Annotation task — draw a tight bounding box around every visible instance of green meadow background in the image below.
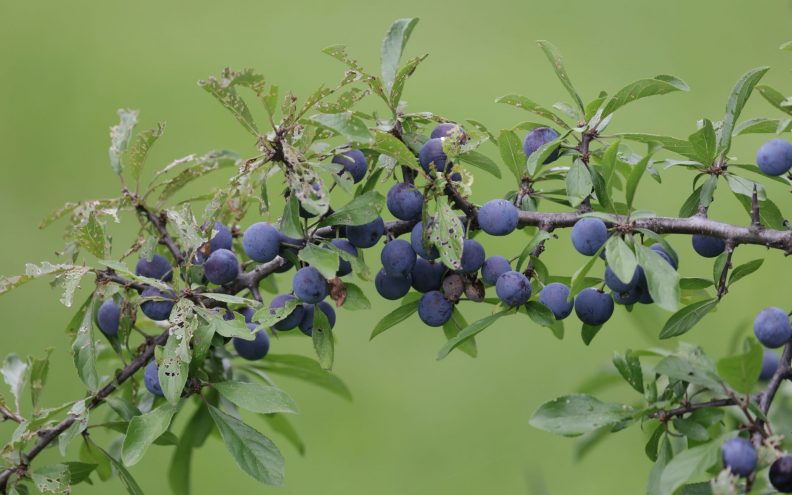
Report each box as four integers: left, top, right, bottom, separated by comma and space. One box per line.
2, 1, 792, 493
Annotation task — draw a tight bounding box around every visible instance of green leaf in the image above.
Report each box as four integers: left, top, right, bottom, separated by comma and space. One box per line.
65, 462, 97, 485
756, 84, 792, 116
605, 236, 637, 286
254, 354, 351, 400
724, 173, 766, 200
458, 150, 501, 178
318, 191, 384, 227
208, 405, 284, 486
717, 338, 763, 394
728, 258, 763, 286
109, 109, 138, 175
311, 305, 334, 370
309, 112, 374, 144
370, 299, 420, 340
698, 175, 718, 208
429, 201, 464, 271
340, 283, 371, 310
87, 438, 144, 495
122, 402, 178, 466
29, 348, 52, 412
581, 323, 604, 345
129, 122, 166, 182
380, 18, 419, 94
262, 414, 305, 455
31, 464, 70, 494
566, 158, 593, 208
497, 129, 525, 182
389, 54, 428, 108
613, 350, 644, 393
515, 230, 553, 272
679, 277, 714, 290
279, 195, 304, 239
213, 381, 298, 415
368, 131, 420, 170
688, 119, 717, 164
603, 75, 688, 117
296, 244, 339, 280
570, 247, 605, 298
635, 244, 679, 311
160, 300, 195, 404
659, 299, 718, 339
198, 68, 263, 136
659, 439, 722, 495
537, 40, 584, 112
437, 311, 510, 360
529, 394, 635, 437
626, 153, 652, 209
734, 193, 787, 230
525, 301, 556, 328
495, 94, 570, 129
616, 133, 698, 161
75, 211, 109, 259
71, 296, 99, 392
654, 348, 721, 390
169, 401, 214, 495
441, 310, 478, 357
716, 66, 770, 156
106, 397, 142, 422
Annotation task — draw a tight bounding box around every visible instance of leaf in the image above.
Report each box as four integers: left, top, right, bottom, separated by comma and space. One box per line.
688, 119, 717, 164
129, 122, 166, 182
603, 75, 689, 117
370, 299, 420, 340
340, 283, 371, 310
208, 405, 284, 486
437, 311, 510, 360
679, 277, 714, 290
87, 437, 144, 495
429, 201, 464, 271
262, 414, 305, 455
526, 130, 569, 176
458, 150, 501, 178
198, 68, 263, 135
318, 191, 384, 227
495, 94, 570, 129
29, 348, 52, 412
659, 299, 718, 339
309, 112, 374, 144
441, 310, 478, 357
75, 211, 109, 259
728, 258, 764, 286
635, 244, 679, 311
716, 66, 770, 156
537, 40, 584, 112
626, 153, 652, 209
389, 54, 428, 108
566, 158, 593, 208
717, 339, 763, 394
311, 305, 334, 370
616, 133, 699, 161
529, 394, 635, 437
71, 296, 98, 392
213, 381, 298, 415
613, 350, 644, 393
525, 301, 556, 328
254, 354, 351, 400
368, 130, 420, 170
380, 18, 419, 94
734, 193, 787, 230
31, 464, 71, 494
2, 354, 28, 412
515, 230, 553, 272
581, 323, 604, 345
570, 247, 604, 298
169, 401, 214, 495
65, 462, 97, 485
659, 439, 722, 495
497, 129, 525, 182
724, 173, 766, 200
605, 236, 637, 286
756, 84, 792, 116
122, 402, 178, 466
160, 300, 196, 404
296, 244, 339, 280
654, 349, 721, 390
109, 109, 138, 175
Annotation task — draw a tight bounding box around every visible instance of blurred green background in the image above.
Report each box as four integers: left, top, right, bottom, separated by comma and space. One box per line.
2, 0, 792, 493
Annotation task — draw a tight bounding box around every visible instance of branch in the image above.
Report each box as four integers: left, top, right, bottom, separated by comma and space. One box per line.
130, 198, 185, 265
649, 397, 739, 421
0, 330, 169, 492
